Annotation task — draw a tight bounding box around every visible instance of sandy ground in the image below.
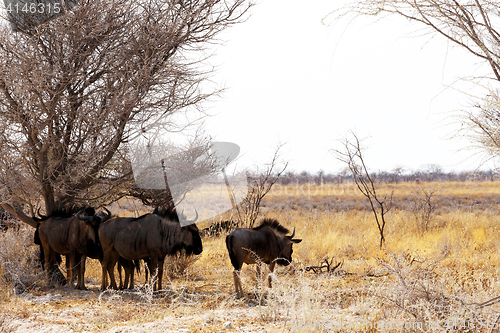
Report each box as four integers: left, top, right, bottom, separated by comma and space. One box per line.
0, 287, 285, 333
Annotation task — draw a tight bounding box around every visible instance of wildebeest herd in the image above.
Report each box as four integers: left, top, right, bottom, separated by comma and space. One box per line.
8, 206, 302, 297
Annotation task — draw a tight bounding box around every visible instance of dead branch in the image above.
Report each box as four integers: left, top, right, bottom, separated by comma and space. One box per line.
304, 257, 343, 274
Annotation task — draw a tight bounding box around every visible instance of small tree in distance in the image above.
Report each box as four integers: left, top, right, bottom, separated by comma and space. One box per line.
333, 132, 393, 248
236, 144, 288, 228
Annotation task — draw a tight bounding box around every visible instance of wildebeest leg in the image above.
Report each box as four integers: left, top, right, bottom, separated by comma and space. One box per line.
268, 262, 276, 288
144, 258, 151, 283
129, 261, 138, 289
122, 260, 133, 290
256, 264, 262, 289
117, 260, 124, 289
49, 253, 66, 287
122, 265, 129, 290
107, 252, 119, 290
72, 253, 83, 289
233, 269, 243, 298
101, 261, 108, 291
104, 268, 108, 289
66, 253, 74, 287
101, 250, 119, 290
77, 255, 87, 290
127, 266, 134, 290
42, 243, 56, 287
74, 253, 81, 289
100, 251, 110, 290
157, 258, 164, 291
107, 261, 118, 290
149, 256, 159, 291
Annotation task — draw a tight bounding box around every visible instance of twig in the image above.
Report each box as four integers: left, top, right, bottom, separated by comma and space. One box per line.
304, 257, 343, 274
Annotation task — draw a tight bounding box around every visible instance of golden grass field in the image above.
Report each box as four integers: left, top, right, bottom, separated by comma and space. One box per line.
1, 180, 500, 332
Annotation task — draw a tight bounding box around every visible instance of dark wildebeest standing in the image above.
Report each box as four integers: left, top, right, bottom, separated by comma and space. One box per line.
36, 207, 111, 289
99, 211, 202, 291
225, 218, 302, 298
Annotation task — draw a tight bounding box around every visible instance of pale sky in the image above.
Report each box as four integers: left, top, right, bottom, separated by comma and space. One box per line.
202, 0, 494, 174
1, 1, 491, 175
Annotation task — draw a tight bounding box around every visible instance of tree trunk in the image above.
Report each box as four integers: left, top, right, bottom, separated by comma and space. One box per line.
42, 183, 56, 216
1, 203, 37, 228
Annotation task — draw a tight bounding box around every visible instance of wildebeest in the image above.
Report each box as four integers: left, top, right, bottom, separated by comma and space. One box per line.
225, 218, 302, 298
99, 211, 202, 291
36, 207, 111, 289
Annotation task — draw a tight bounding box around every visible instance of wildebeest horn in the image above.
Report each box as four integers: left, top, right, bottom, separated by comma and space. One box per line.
76, 208, 93, 222
184, 209, 198, 224
37, 207, 47, 219
100, 207, 111, 221
289, 227, 295, 239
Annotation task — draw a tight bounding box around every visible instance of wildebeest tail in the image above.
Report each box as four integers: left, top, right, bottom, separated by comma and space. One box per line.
134, 260, 141, 274
225, 234, 239, 270
34, 224, 45, 270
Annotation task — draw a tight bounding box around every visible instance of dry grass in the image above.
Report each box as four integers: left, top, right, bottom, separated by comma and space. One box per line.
1, 181, 500, 332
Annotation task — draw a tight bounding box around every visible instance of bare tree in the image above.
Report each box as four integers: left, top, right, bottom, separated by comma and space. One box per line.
128, 133, 219, 210
335, 1, 500, 167
411, 185, 438, 233
333, 132, 392, 248
236, 144, 288, 228
0, 0, 251, 225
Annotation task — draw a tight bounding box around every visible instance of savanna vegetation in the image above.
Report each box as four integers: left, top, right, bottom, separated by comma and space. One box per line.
2, 0, 500, 332
1, 178, 500, 332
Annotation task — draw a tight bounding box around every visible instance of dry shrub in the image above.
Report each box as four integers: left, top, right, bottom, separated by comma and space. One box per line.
0, 314, 14, 333
410, 186, 438, 233
368, 250, 500, 332
242, 246, 500, 332
163, 251, 200, 279
260, 270, 332, 324
0, 225, 43, 296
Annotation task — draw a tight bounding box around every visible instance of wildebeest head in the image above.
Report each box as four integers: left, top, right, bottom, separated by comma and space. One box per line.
76, 207, 111, 226
75, 207, 109, 259
177, 209, 202, 255
275, 227, 302, 266
165, 209, 202, 255
179, 223, 203, 256
98, 207, 112, 223
75, 207, 102, 234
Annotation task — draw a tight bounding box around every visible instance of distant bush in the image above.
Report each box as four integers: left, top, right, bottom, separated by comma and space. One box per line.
277, 169, 498, 185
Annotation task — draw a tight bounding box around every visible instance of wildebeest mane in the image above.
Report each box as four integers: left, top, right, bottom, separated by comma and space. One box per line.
129, 209, 179, 222
253, 218, 290, 235
129, 213, 153, 221
34, 206, 95, 221
154, 206, 180, 222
